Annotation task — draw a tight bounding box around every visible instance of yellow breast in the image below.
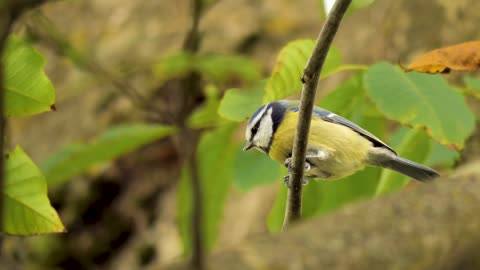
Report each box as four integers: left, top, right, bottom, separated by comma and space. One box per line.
269, 111, 371, 173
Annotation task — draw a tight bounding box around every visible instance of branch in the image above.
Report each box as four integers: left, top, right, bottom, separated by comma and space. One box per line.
179, 1, 205, 270
164, 160, 480, 270
283, 0, 352, 229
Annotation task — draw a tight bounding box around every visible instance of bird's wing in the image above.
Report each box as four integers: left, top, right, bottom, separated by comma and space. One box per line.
289, 104, 396, 154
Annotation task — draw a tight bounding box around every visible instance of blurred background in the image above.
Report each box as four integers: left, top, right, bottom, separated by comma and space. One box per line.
1, 0, 479, 269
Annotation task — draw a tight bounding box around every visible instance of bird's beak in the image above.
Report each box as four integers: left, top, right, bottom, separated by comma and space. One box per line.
243, 141, 254, 151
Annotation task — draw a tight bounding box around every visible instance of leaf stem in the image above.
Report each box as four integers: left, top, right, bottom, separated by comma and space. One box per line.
321, 64, 369, 79
283, 0, 352, 230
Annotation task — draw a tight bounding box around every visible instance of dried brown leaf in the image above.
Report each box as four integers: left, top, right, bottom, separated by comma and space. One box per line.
401, 41, 480, 74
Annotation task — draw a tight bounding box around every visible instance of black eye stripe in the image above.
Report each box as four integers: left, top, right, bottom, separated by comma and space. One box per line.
250, 104, 271, 139
251, 121, 260, 137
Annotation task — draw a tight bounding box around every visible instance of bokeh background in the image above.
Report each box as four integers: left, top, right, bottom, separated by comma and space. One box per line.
2, 0, 480, 269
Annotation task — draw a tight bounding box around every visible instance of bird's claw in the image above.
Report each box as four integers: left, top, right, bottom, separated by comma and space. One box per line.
283, 175, 309, 188
284, 157, 312, 172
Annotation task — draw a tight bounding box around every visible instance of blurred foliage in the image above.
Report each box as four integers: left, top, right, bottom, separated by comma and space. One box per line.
233, 144, 281, 191
464, 76, 480, 99
4, 146, 64, 235
1, 37, 174, 234
2, 3, 480, 268
218, 82, 265, 122
3, 33, 475, 249
2, 36, 55, 117
178, 125, 236, 256
40, 124, 176, 186
188, 85, 224, 128
154, 52, 261, 85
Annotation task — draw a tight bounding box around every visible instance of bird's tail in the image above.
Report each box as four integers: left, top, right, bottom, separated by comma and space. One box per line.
383, 156, 439, 182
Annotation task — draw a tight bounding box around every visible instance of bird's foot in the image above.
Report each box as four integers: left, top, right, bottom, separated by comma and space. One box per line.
283, 175, 309, 188
284, 157, 312, 173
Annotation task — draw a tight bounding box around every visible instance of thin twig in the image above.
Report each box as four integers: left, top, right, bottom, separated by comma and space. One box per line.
282, 0, 352, 230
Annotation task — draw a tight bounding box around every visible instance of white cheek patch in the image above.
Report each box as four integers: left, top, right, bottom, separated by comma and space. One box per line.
246, 103, 269, 141
254, 107, 273, 148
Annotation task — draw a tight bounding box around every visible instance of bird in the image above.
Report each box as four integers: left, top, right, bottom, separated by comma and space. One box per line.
243, 100, 439, 183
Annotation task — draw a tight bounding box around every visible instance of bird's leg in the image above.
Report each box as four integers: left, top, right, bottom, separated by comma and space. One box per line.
284, 148, 330, 172
283, 157, 312, 187
284, 157, 312, 173
283, 148, 332, 188
283, 175, 309, 187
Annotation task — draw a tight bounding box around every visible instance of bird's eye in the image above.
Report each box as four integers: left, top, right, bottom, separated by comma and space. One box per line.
252, 126, 258, 134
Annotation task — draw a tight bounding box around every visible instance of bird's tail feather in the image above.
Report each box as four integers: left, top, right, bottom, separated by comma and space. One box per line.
384, 156, 439, 182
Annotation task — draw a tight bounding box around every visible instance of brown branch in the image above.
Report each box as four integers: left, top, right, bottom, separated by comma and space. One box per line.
179, 0, 205, 270
283, 0, 352, 230
164, 160, 480, 270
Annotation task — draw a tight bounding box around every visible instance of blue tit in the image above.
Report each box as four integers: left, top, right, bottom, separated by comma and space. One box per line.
243, 100, 439, 182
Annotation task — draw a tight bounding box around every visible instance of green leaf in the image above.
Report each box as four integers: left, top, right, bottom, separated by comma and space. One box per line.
41, 124, 176, 186
218, 82, 265, 122
263, 39, 341, 102
195, 54, 260, 83
464, 76, 480, 90
425, 141, 459, 168
188, 85, 223, 128
306, 167, 382, 215
178, 125, 236, 255
375, 127, 431, 195
4, 146, 65, 235
320, 72, 382, 120
3, 35, 55, 117
319, 64, 369, 80
365, 62, 475, 150
154, 52, 260, 83
153, 52, 194, 81
233, 144, 281, 191
464, 76, 480, 99
351, 0, 375, 11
